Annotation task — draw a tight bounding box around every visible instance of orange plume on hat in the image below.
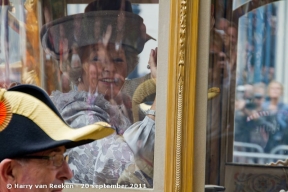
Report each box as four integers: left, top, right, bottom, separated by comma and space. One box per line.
0, 89, 12, 131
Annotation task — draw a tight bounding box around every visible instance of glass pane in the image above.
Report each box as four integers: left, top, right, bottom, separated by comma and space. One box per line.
233, 1, 288, 164
0, 0, 41, 87
1, 0, 158, 188
205, 0, 288, 189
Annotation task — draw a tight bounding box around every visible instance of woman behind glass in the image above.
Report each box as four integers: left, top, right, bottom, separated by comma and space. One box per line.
41, 0, 157, 187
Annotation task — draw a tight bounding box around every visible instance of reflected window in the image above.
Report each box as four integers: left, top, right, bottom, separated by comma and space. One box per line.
206, 0, 288, 190
233, 1, 288, 164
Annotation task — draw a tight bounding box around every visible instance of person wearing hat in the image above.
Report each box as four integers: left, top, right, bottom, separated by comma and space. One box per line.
41, 0, 156, 187
0, 84, 113, 192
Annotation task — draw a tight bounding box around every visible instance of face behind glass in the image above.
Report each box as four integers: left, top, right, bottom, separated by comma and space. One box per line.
83, 43, 128, 101
10, 146, 72, 192
225, 27, 237, 50
253, 88, 265, 107
269, 82, 282, 99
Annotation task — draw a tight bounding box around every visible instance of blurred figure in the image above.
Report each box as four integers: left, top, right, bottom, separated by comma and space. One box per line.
253, 83, 266, 111
225, 23, 237, 52
248, 83, 271, 150
235, 84, 254, 111
215, 18, 229, 31
209, 30, 230, 88
214, 18, 229, 40
234, 84, 255, 145
262, 80, 288, 152
206, 27, 231, 183
234, 83, 274, 163
224, 23, 238, 70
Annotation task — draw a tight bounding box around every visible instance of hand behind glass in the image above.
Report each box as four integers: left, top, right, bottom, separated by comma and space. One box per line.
148, 47, 157, 82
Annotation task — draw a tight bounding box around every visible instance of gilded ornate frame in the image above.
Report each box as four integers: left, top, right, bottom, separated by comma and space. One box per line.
58, 0, 211, 191
2, 0, 211, 190
165, 0, 210, 191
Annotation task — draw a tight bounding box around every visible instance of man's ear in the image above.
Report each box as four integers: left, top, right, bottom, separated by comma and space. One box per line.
0, 159, 17, 184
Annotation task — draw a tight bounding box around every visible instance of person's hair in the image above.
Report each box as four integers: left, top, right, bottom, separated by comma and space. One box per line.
253, 82, 266, 97
253, 82, 266, 91
267, 80, 283, 95
226, 22, 238, 32
210, 29, 224, 52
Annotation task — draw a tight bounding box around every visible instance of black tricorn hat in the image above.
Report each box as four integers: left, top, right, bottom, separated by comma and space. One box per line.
0, 84, 114, 161
41, 0, 155, 62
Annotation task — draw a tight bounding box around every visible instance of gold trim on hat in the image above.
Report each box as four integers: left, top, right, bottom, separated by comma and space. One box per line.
3, 90, 114, 141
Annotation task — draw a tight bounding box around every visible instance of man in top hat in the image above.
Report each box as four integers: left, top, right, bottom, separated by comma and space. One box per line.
0, 84, 114, 192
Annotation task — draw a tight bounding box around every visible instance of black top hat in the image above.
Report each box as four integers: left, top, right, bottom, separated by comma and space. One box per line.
41, 0, 154, 66
0, 84, 114, 161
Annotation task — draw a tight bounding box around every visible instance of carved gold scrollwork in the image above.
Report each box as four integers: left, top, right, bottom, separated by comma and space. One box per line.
175, 0, 187, 192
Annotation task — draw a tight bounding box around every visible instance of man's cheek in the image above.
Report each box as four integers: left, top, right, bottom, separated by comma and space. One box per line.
27, 171, 54, 187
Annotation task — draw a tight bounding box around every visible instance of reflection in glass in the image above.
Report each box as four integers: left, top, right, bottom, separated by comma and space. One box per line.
206, 0, 288, 190
0, 0, 41, 88
43, 0, 158, 187
233, 1, 288, 164
41, 0, 157, 188
0, 0, 158, 188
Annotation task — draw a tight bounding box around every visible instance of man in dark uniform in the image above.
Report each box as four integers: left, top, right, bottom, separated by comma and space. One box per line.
0, 84, 113, 192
